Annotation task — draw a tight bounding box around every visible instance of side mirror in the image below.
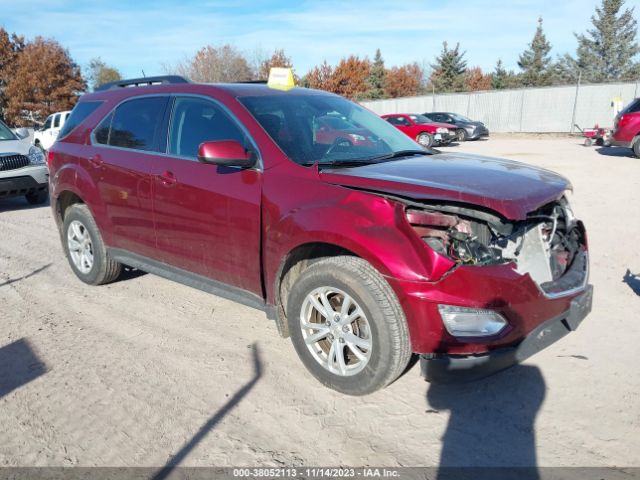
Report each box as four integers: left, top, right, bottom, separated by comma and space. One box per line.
197, 140, 255, 168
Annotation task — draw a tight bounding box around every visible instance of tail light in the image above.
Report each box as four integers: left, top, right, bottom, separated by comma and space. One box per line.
47, 150, 55, 169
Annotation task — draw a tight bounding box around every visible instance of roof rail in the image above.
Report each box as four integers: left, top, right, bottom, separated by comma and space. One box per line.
95, 75, 190, 91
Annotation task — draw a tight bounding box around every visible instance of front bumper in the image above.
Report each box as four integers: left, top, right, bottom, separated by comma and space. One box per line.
468, 128, 489, 140
0, 173, 49, 199
420, 284, 593, 383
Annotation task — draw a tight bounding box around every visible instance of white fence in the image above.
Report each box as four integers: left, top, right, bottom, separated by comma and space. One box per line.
361, 81, 640, 133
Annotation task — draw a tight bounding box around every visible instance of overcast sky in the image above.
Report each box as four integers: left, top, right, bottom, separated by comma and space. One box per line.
2, 0, 621, 78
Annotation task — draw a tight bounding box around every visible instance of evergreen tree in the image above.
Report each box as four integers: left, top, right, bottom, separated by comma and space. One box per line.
518, 17, 553, 86
573, 0, 640, 81
491, 59, 508, 89
366, 48, 386, 99
429, 42, 467, 92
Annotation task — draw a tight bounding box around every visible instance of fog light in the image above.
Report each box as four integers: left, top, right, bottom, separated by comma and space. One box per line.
438, 305, 507, 337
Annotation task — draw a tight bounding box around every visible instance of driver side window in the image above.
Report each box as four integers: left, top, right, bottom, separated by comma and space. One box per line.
169, 97, 246, 159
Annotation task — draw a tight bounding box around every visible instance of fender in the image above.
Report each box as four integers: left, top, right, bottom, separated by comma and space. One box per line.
263, 185, 454, 304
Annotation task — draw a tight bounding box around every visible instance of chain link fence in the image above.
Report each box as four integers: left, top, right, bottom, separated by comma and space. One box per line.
361, 81, 640, 133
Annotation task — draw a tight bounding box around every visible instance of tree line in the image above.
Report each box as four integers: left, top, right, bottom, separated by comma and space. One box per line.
0, 0, 638, 127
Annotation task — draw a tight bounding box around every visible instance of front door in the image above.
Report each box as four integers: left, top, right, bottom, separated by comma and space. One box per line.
151, 96, 262, 295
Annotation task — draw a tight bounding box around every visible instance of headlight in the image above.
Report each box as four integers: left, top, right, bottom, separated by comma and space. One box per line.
438, 305, 508, 337
28, 145, 46, 164
436, 127, 448, 134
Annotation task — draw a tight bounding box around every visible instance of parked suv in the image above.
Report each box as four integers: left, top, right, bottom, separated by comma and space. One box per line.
48, 76, 592, 395
612, 98, 640, 157
0, 118, 48, 204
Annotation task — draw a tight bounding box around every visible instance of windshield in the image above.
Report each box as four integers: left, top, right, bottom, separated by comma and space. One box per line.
409, 114, 433, 124
449, 113, 472, 122
239, 93, 427, 165
0, 120, 17, 141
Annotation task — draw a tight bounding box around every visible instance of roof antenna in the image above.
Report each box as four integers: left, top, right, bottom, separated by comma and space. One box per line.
141, 69, 146, 78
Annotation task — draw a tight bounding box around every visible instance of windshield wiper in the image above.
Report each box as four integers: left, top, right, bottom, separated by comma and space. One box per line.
303, 158, 381, 169
360, 149, 430, 163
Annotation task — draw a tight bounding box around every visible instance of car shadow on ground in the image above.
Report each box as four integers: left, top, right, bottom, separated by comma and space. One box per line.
426, 365, 545, 480
152, 344, 263, 480
0, 338, 47, 399
595, 146, 636, 158
0, 196, 50, 212
0, 263, 52, 287
623, 269, 640, 296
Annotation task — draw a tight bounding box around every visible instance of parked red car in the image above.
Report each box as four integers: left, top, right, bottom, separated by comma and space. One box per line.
315, 115, 374, 147
382, 113, 457, 147
612, 98, 640, 157
48, 76, 592, 395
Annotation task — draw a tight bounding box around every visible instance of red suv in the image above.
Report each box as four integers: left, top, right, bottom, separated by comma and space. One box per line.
612, 98, 640, 157
48, 76, 592, 395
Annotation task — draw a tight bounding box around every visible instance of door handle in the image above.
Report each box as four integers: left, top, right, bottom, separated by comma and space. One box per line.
88, 154, 103, 167
158, 170, 177, 187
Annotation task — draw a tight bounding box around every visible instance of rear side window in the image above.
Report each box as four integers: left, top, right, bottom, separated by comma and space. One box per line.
53, 114, 61, 128
95, 96, 169, 152
58, 101, 103, 139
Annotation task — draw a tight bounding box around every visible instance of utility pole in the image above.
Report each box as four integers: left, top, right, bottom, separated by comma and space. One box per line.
570, 70, 582, 134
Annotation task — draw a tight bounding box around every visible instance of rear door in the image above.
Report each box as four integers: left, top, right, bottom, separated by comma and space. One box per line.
151, 95, 262, 295
91, 95, 170, 257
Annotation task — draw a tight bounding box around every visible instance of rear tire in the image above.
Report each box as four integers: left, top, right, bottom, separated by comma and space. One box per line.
25, 189, 48, 205
62, 204, 122, 285
286, 256, 411, 395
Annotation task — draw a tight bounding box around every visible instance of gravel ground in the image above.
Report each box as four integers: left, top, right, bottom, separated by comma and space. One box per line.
0, 137, 639, 469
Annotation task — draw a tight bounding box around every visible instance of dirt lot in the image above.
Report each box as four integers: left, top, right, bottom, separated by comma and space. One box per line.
1, 137, 639, 468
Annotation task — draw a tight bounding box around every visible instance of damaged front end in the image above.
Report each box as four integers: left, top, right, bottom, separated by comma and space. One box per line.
405, 196, 588, 296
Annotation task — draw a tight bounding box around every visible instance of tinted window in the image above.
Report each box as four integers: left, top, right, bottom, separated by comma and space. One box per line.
53, 114, 61, 128
169, 97, 245, 159
386, 116, 409, 126
94, 112, 113, 145
108, 97, 168, 151
42, 116, 53, 131
59, 101, 103, 139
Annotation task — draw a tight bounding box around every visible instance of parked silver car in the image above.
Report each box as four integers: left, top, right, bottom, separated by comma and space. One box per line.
0, 119, 48, 204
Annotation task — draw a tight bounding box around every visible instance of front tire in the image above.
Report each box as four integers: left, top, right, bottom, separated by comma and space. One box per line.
62, 204, 122, 285
633, 136, 640, 158
286, 256, 411, 395
455, 128, 467, 141
416, 132, 434, 148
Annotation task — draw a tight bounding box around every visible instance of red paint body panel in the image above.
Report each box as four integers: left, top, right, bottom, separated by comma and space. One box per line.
49, 83, 589, 357
612, 99, 640, 145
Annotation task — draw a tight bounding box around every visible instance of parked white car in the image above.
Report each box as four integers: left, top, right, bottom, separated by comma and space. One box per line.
33, 110, 70, 151
0, 118, 48, 204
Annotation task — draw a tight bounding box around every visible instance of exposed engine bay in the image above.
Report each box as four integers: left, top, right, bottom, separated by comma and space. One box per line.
403, 196, 586, 287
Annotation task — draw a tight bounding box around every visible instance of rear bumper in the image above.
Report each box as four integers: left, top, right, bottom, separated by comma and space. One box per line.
420, 284, 593, 383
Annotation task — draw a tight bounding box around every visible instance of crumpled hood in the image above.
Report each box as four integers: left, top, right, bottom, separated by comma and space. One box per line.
0, 139, 31, 156
320, 152, 570, 220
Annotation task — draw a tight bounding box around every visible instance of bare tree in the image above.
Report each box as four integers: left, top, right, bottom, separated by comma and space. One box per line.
167, 44, 253, 83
